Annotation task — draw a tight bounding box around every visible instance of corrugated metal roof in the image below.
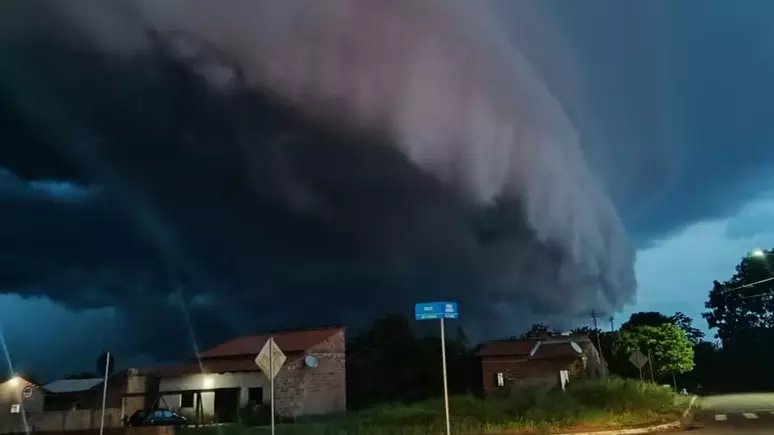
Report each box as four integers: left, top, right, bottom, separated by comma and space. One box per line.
531, 342, 584, 359
477, 335, 592, 358
151, 358, 268, 377
43, 378, 103, 393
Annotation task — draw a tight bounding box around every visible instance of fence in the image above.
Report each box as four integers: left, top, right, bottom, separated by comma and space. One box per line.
0, 409, 123, 433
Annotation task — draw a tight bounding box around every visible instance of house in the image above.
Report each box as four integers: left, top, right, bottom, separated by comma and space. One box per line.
0, 376, 44, 415
477, 334, 605, 395
124, 325, 346, 422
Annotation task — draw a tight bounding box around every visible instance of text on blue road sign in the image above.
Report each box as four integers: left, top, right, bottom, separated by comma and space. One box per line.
415, 302, 459, 320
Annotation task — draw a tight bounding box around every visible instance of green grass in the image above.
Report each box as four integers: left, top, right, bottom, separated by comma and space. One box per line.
178, 378, 686, 435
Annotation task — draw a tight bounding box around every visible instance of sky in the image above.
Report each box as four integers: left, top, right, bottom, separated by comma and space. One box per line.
2, 0, 774, 380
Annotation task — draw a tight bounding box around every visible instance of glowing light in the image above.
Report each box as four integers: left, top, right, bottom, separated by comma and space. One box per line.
202, 376, 214, 389
8, 377, 19, 387
751, 249, 766, 258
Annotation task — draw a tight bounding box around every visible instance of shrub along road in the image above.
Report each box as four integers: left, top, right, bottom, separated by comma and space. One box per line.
181, 378, 688, 435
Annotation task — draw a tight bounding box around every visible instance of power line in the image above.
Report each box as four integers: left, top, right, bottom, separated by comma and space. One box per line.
720, 276, 774, 294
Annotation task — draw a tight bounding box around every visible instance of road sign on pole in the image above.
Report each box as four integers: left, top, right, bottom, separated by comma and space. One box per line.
255, 338, 286, 435
415, 302, 459, 435
628, 350, 648, 381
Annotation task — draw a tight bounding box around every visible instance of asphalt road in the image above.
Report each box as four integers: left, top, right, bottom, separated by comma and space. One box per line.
684, 393, 774, 434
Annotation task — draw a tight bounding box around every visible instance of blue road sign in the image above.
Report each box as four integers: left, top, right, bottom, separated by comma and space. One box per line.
415, 302, 459, 320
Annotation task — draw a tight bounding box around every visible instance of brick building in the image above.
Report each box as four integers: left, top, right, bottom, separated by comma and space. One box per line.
123, 325, 346, 422
477, 335, 605, 395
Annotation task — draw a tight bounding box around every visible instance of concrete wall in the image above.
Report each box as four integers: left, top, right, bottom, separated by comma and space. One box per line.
0, 378, 44, 416
1, 425, 172, 435
0, 408, 123, 433
158, 372, 267, 419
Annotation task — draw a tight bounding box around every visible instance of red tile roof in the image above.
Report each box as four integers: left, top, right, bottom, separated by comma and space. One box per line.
130, 326, 345, 378
197, 325, 344, 358
476, 339, 539, 357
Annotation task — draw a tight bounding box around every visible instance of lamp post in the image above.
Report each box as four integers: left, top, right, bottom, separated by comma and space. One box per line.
750, 249, 773, 274
723, 249, 774, 298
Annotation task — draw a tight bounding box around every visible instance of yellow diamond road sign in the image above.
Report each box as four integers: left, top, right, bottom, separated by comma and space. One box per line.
255, 337, 286, 380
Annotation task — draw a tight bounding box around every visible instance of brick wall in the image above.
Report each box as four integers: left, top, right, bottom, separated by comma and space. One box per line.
481, 356, 578, 395
274, 329, 346, 417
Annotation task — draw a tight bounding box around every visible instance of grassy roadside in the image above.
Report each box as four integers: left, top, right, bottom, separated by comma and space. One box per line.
179, 378, 688, 435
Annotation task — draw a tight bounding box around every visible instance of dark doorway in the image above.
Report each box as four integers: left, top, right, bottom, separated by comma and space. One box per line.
213, 388, 240, 422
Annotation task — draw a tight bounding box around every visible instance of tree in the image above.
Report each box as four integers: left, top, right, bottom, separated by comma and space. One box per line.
669, 312, 704, 344
702, 250, 774, 391
622, 312, 671, 330
346, 313, 477, 408
66, 372, 99, 380
96, 352, 115, 376
569, 326, 597, 335
519, 323, 558, 339
622, 311, 704, 344
703, 250, 774, 346
614, 323, 694, 379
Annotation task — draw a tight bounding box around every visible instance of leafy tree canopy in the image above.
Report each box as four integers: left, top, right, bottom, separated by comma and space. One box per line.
614, 323, 695, 378
703, 248, 774, 347
519, 323, 558, 339
622, 311, 704, 344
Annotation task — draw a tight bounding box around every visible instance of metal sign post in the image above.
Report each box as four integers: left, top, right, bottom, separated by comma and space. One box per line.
98, 351, 111, 435
255, 337, 286, 435
270, 339, 274, 435
415, 302, 459, 435
647, 347, 656, 383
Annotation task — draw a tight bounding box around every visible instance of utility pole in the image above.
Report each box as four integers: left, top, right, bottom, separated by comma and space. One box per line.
591, 309, 606, 377
609, 316, 615, 332
647, 346, 656, 383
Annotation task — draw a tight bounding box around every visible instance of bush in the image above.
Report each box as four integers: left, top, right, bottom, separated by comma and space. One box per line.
566, 377, 677, 413
181, 379, 682, 435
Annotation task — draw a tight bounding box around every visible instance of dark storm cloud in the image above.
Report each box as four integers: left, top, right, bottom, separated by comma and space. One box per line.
0, 0, 639, 362
501, 0, 774, 245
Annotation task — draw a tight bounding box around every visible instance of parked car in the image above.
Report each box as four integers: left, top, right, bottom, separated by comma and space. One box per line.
126, 409, 187, 427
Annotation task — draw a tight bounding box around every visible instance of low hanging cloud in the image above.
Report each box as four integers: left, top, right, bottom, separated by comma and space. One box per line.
0, 0, 637, 361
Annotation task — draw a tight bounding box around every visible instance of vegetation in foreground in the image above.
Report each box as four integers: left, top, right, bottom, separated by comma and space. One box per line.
179, 378, 687, 435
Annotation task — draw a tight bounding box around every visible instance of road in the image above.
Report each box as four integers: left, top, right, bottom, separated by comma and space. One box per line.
684, 393, 774, 434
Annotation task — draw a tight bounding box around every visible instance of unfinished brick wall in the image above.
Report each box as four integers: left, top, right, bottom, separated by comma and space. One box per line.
480, 356, 579, 395
274, 329, 346, 417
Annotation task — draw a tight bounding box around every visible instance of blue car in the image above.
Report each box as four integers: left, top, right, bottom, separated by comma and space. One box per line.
127, 409, 187, 427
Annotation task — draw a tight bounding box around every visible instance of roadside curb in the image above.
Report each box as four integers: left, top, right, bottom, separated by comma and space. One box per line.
553, 396, 697, 435
683, 395, 698, 418
553, 421, 681, 435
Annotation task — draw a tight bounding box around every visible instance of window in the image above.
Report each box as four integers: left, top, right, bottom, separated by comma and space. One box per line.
248, 387, 263, 403
152, 410, 165, 418
181, 392, 194, 408
496, 372, 505, 387
163, 410, 174, 418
